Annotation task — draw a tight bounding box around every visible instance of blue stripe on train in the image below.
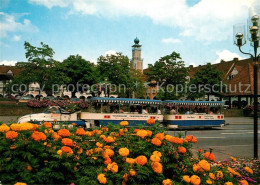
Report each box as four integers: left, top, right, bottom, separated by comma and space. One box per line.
98, 120, 150, 127
168, 120, 224, 127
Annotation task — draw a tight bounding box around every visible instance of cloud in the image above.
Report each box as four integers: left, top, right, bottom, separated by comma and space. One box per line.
162, 38, 182, 44
105, 50, 117, 56
27, 0, 256, 42
0, 60, 18, 66
13, 35, 21, 41
0, 12, 38, 39
213, 50, 244, 64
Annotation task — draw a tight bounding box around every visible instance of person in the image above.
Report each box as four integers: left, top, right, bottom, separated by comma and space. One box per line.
185, 110, 190, 114
157, 109, 161, 114
170, 108, 176, 115
142, 108, 148, 114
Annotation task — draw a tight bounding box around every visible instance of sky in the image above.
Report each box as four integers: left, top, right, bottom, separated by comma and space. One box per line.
0, 0, 259, 68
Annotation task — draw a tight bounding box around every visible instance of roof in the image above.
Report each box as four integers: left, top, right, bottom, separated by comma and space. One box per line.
90, 97, 162, 104
164, 100, 224, 106
0, 65, 23, 77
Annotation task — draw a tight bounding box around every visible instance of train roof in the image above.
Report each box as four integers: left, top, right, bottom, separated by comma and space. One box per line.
89, 97, 162, 105
164, 100, 225, 106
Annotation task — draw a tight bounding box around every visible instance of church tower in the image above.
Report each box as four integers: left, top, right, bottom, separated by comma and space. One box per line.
131, 37, 143, 73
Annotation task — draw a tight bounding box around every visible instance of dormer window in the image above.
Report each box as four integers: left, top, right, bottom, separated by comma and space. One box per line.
227, 67, 238, 80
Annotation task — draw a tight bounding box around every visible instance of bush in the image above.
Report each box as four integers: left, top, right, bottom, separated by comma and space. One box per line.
27, 100, 88, 110
0, 122, 259, 185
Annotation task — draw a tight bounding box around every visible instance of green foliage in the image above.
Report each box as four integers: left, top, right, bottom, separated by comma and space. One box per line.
146, 52, 188, 100
188, 63, 225, 100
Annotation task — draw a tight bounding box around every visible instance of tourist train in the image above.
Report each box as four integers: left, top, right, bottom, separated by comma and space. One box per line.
18, 97, 225, 129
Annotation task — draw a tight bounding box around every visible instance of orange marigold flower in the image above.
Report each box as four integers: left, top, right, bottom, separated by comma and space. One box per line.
43, 122, 52, 128
136, 155, 147, 166
97, 173, 107, 184
185, 135, 198, 143
120, 121, 129, 126
150, 154, 160, 162
203, 152, 216, 161
0, 124, 10, 132
151, 137, 162, 146
96, 142, 103, 148
104, 157, 112, 165
101, 127, 109, 131
151, 162, 163, 173
209, 173, 216, 180
86, 149, 93, 156
129, 169, 136, 176
244, 167, 253, 174
190, 175, 201, 185
10, 145, 17, 150
239, 180, 248, 185
61, 138, 74, 146
52, 132, 60, 140
216, 171, 223, 179
58, 129, 71, 137
14, 182, 27, 185
27, 164, 32, 171
93, 129, 103, 135
6, 131, 18, 140
119, 147, 129, 157
57, 150, 62, 156
76, 128, 86, 136
10, 123, 21, 131
153, 151, 162, 157
177, 146, 187, 154
61, 146, 73, 154
198, 149, 203, 153
206, 178, 213, 184
155, 133, 165, 141
104, 149, 114, 157
136, 129, 148, 139
31, 131, 46, 141
86, 131, 94, 136
146, 130, 152, 137
183, 175, 191, 183
169, 137, 184, 144
147, 118, 156, 125
230, 156, 236, 162
123, 173, 129, 182
224, 182, 233, 185
107, 162, 118, 173
126, 158, 136, 165
162, 179, 172, 185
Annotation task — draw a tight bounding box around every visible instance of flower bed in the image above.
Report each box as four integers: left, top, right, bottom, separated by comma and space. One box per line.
0, 121, 259, 185
27, 100, 88, 110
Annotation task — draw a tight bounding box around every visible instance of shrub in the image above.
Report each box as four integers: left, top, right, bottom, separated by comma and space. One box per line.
0, 122, 259, 184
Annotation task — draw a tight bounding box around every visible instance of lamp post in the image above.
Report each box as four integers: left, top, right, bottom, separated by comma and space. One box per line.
234, 12, 259, 159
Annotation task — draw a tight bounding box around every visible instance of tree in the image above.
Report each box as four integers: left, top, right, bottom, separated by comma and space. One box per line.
61, 55, 99, 97
188, 63, 225, 100
15, 42, 68, 96
145, 52, 188, 100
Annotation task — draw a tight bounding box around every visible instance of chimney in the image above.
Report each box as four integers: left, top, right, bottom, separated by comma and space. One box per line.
189, 65, 193, 68
233, 58, 238, 62
220, 59, 225, 63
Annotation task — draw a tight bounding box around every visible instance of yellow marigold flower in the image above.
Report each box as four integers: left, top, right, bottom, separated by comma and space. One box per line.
216, 171, 223, 179
92, 157, 97, 160
162, 179, 172, 185
10, 124, 21, 131
183, 175, 191, 183
224, 182, 233, 185
120, 121, 129, 126
206, 178, 213, 184
239, 180, 249, 185
153, 151, 162, 157
136, 129, 148, 139
230, 156, 236, 162
209, 173, 216, 180
244, 167, 253, 174
86, 131, 94, 136
97, 173, 107, 184
14, 182, 27, 185
126, 158, 136, 165
20, 122, 34, 131
107, 162, 118, 173
119, 147, 129, 157
0, 124, 10, 132
5, 131, 18, 140
190, 175, 201, 185
57, 150, 62, 156
150, 154, 160, 162
151, 162, 163, 173
103, 136, 115, 143
146, 130, 152, 137
129, 169, 136, 176
96, 142, 103, 148
136, 155, 147, 166
198, 160, 210, 172
151, 137, 162, 146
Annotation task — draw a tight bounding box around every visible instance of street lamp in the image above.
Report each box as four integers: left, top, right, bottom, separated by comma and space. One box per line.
234, 7, 259, 159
